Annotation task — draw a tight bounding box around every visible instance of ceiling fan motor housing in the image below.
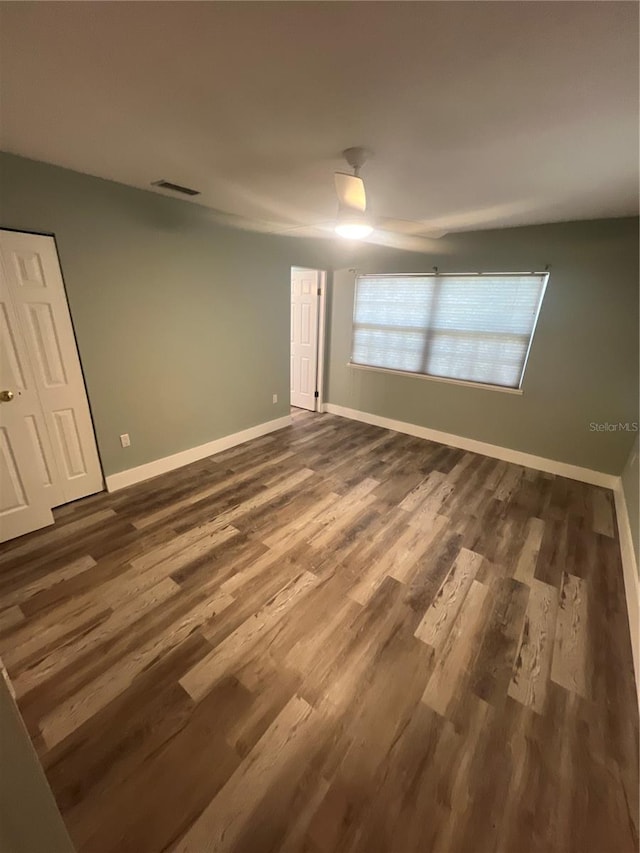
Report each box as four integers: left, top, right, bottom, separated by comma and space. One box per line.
342, 147, 372, 175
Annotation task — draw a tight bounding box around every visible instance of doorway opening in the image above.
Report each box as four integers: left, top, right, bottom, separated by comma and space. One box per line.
290, 267, 326, 413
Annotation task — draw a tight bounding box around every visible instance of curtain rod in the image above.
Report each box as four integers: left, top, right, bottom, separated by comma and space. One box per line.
352, 268, 551, 277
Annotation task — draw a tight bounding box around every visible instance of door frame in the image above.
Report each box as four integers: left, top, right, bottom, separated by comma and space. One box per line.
0, 226, 106, 498
290, 266, 327, 412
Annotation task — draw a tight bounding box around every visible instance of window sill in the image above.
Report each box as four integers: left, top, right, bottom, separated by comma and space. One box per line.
347, 362, 524, 395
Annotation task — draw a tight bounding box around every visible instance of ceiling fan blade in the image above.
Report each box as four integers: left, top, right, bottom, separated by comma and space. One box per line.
334, 172, 367, 212
368, 227, 452, 253
377, 217, 448, 240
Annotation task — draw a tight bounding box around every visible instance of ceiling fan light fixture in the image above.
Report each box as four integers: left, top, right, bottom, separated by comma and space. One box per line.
335, 222, 374, 240
334, 208, 373, 240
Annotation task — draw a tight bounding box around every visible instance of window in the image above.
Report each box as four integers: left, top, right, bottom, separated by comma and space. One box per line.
350, 272, 548, 390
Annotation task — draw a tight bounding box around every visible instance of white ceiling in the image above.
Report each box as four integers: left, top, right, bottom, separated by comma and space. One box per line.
1, 1, 638, 243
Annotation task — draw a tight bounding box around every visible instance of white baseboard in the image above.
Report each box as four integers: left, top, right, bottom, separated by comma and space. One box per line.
105, 415, 293, 492
324, 403, 618, 488
614, 485, 640, 696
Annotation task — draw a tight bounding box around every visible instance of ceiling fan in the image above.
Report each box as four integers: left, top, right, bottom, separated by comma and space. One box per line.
334, 147, 374, 239
332, 147, 447, 245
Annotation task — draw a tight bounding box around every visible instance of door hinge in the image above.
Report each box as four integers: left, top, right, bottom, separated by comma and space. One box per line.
317, 288, 321, 296
314, 390, 319, 398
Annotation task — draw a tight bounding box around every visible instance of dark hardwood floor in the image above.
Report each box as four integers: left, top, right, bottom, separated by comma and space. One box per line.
0, 409, 637, 852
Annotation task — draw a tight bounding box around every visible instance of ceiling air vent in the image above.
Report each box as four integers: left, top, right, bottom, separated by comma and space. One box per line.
151, 179, 200, 196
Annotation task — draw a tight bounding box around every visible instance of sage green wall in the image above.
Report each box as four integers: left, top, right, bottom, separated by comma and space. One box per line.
326, 218, 639, 474
621, 437, 639, 571
1, 153, 637, 479
0, 153, 329, 477
0, 673, 75, 853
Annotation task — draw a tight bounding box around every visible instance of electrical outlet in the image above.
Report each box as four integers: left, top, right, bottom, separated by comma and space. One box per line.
120, 433, 131, 448
272, 393, 278, 404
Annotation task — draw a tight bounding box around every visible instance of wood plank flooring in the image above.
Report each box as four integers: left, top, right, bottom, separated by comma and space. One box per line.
0, 409, 637, 853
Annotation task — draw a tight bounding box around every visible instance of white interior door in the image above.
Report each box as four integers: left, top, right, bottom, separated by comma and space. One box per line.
0, 230, 103, 542
290, 268, 319, 411
0, 258, 54, 542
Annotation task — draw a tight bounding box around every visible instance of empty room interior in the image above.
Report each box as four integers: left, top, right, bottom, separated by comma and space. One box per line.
0, 2, 639, 852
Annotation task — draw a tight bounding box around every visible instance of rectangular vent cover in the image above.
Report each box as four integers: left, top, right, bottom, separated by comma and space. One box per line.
151, 180, 200, 196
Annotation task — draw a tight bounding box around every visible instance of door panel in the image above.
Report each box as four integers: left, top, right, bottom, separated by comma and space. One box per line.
25, 302, 68, 386
300, 303, 311, 344
300, 357, 311, 396
0, 231, 103, 507
0, 428, 28, 512
25, 414, 55, 489
52, 409, 87, 478
11, 247, 47, 288
290, 268, 319, 411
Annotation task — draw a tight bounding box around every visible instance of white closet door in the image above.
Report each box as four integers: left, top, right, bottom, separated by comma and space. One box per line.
0, 230, 103, 511
290, 268, 319, 411
0, 257, 54, 542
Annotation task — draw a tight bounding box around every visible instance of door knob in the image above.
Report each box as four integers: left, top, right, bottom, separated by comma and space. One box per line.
0, 390, 14, 402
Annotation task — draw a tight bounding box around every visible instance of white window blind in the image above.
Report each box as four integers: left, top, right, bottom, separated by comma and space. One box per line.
351, 272, 548, 389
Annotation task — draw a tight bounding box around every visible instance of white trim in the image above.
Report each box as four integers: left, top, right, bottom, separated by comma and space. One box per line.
614, 483, 640, 698
347, 362, 524, 395
105, 416, 292, 492
316, 271, 328, 411
324, 403, 618, 488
